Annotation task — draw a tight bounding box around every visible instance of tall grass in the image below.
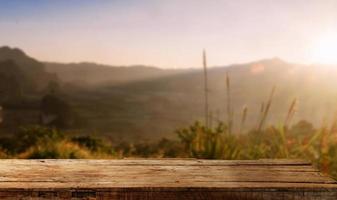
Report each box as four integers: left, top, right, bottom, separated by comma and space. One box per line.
256, 86, 276, 132
284, 98, 297, 128
176, 122, 239, 159
239, 105, 248, 134
175, 119, 337, 178
174, 71, 337, 178
202, 50, 209, 128
0, 122, 336, 178
225, 72, 234, 134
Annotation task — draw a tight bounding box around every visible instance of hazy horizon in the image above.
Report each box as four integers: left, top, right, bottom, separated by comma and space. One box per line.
1, 0, 337, 68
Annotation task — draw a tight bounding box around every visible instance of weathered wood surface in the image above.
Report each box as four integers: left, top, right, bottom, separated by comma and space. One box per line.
0, 159, 335, 199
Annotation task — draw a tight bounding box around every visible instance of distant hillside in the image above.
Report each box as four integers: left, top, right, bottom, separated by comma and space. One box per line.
64, 58, 337, 139
0, 46, 57, 92
1, 46, 337, 140
44, 62, 185, 86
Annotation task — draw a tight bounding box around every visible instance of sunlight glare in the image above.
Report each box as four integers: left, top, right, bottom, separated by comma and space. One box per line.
311, 33, 337, 65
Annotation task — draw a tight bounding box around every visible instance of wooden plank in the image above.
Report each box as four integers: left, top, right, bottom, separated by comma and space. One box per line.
0, 158, 312, 166
0, 159, 334, 199
0, 167, 332, 184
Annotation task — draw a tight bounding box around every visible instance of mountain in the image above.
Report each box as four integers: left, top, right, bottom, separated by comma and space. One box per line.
44, 62, 185, 86
1, 46, 337, 140
0, 60, 27, 101
64, 58, 337, 140
0, 46, 57, 92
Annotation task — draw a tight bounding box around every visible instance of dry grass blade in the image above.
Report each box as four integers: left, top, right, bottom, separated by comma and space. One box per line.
203, 49, 209, 128
209, 111, 213, 129
256, 102, 264, 130
284, 98, 297, 127
239, 105, 248, 134
329, 109, 337, 134
257, 86, 276, 132
226, 72, 233, 134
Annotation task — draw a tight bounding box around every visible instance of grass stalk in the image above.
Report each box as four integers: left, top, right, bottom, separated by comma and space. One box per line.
257, 86, 276, 132
203, 49, 209, 128
239, 105, 248, 134
284, 98, 297, 128
226, 72, 233, 134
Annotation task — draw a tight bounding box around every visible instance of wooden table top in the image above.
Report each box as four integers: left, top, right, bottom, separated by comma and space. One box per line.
0, 159, 335, 199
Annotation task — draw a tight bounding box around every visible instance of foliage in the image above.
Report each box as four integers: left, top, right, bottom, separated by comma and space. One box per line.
0, 126, 113, 159
0, 126, 64, 155
177, 121, 239, 159
0, 122, 336, 179
19, 140, 92, 159
175, 120, 337, 179
71, 136, 114, 154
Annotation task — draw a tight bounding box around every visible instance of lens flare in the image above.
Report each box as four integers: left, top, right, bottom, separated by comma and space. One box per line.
311, 33, 337, 65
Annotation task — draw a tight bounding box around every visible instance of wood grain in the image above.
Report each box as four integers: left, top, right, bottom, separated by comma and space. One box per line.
0, 159, 335, 199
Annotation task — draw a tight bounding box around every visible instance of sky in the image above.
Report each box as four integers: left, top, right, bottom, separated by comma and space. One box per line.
1, 0, 337, 68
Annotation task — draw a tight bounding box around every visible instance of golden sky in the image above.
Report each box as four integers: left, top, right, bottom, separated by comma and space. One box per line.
1, 0, 337, 68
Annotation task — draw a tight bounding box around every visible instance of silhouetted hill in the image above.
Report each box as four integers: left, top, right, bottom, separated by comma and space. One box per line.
0, 46, 43, 74
0, 60, 27, 101
0, 46, 57, 92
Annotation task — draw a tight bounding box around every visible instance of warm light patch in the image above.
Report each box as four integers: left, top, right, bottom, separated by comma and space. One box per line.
311, 33, 337, 65
250, 63, 265, 74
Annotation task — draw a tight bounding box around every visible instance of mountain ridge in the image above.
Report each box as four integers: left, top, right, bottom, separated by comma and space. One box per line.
1, 46, 337, 140
0, 46, 57, 94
